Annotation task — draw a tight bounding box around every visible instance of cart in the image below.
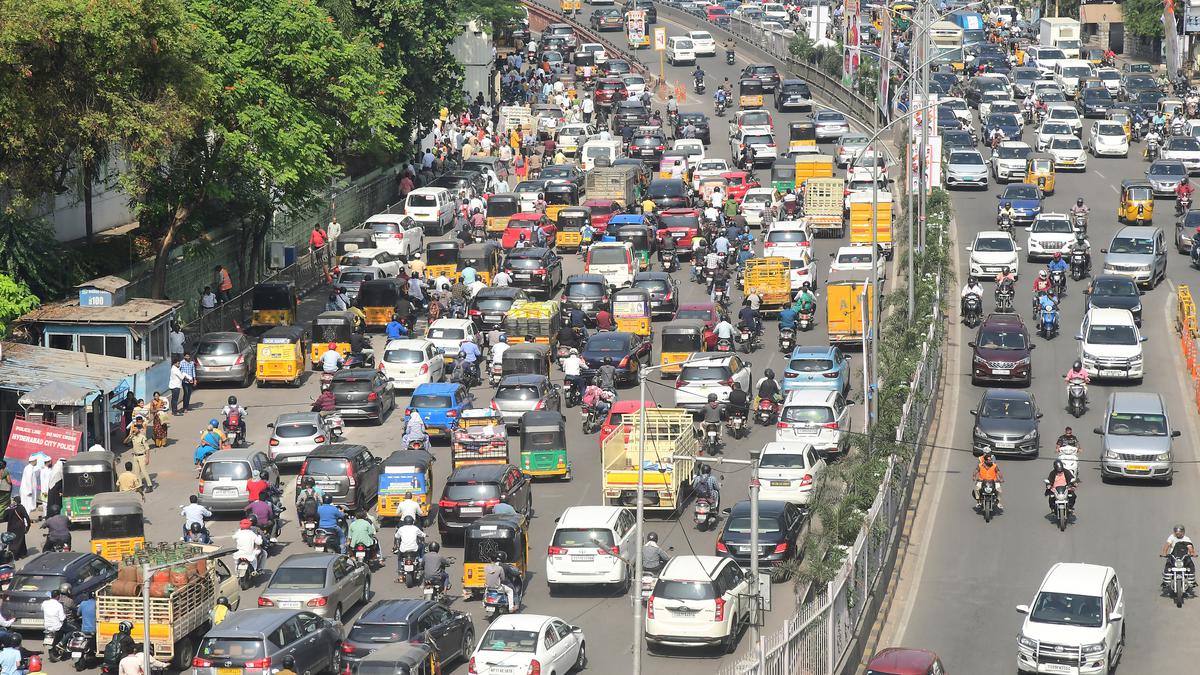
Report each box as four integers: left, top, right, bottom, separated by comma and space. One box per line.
451, 408, 511, 468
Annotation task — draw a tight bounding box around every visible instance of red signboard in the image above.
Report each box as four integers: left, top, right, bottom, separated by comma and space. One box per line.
4, 419, 81, 487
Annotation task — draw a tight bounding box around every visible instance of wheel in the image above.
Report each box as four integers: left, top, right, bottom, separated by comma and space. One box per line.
1058, 509, 1067, 532
722, 620, 740, 654
362, 575, 371, 605
172, 639, 193, 671
1176, 579, 1185, 608
983, 500, 993, 523
460, 628, 475, 664
238, 574, 249, 591
326, 647, 342, 675
333, 604, 343, 623
573, 641, 588, 671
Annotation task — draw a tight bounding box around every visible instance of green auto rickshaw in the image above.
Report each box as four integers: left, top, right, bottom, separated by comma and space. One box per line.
519, 411, 570, 479
61, 451, 116, 524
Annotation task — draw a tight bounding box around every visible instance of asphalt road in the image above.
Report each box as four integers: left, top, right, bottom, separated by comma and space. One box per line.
892, 87, 1200, 670
16, 4, 881, 675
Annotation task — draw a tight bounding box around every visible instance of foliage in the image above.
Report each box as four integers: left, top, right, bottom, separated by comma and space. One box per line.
0, 209, 72, 299
1125, 0, 1168, 38
0, 273, 40, 336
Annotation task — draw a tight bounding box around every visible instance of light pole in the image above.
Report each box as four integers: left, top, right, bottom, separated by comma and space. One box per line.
631, 362, 667, 675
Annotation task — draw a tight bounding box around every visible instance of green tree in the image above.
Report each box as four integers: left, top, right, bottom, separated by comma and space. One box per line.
0, 273, 40, 336
1125, 0, 1168, 38
0, 210, 73, 299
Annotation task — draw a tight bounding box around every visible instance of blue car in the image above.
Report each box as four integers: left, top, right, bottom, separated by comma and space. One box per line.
982, 113, 1021, 142
996, 183, 1042, 225
406, 383, 473, 436
781, 346, 851, 395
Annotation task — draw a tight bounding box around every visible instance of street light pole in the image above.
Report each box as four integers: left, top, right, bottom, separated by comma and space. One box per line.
632, 363, 666, 675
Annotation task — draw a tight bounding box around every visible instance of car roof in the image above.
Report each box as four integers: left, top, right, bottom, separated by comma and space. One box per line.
486, 614, 555, 632
308, 444, 367, 459
498, 374, 549, 386
357, 599, 430, 624
759, 440, 814, 455
788, 345, 836, 358
867, 648, 939, 672
332, 368, 378, 381
682, 353, 735, 367
729, 499, 789, 517
276, 552, 339, 569
975, 230, 1014, 239
610, 400, 653, 413
383, 338, 435, 349
1041, 562, 1113, 596
274, 412, 321, 425
448, 464, 512, 481
661, 555, 728, 580
412, 383, 461, 396
557, 505, 625, 527
207, 608, 298, 635
199, 332, 244, 342
783, 389, 839, 405
1108, 391, 1164, 414
430, 318, 473, 328
205, 448, 262, 462
1085, 307, 1136, 325
17, 552, 94, 575
1115, 225, 1159, 238
476, 287, 524, 299
981, 312, 1027, 330
981, 387, 1033, 402
634, 271, 671, 281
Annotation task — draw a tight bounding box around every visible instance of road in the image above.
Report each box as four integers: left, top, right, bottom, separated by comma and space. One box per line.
889, 86, 1200, 671
16, 3, 881, 675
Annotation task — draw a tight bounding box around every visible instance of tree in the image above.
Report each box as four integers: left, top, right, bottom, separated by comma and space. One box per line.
0, 273, 41, 336
1125, 0, 1168, 38
0, 210, 72, 299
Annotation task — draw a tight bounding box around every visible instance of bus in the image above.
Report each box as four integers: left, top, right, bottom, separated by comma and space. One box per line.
930, 21, 965, 71
948, 9, 986, 46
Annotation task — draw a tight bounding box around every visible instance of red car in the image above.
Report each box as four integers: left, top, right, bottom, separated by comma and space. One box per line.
582, 198, 623, 233
674, 302, 722, 331
721, 171, 761, 202
501, 213, 556, 249
593, 77, 628, 106
864, 648, 944, 675
599, 399, 657, 440
655, 208, 701, 251
704, 5, 730, 23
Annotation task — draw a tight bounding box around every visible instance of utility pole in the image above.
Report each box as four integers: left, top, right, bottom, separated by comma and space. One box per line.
632, 363, 666, 675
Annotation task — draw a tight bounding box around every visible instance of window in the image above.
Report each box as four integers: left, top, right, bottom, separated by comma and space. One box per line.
149, 322, 168, 361
553, 621, 573, 640
47, 333, 73, 351
543, 626, 560, 649
79, 335, 104, 357
105, 336, 128, 359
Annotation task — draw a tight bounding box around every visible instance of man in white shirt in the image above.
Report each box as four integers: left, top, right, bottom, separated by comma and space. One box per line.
561, 348, 586, 395
467, 279, 487, 297
492, 270, 512, 287
42, 590, 67, 651
713, 318, 735, 340
168, 324, 186, 359
119, 649, 169, 675
319, 344, 345, 373
233, 520, 264, 571
180, 495, 212, 536
396, 493, 423, 523
582, 95, 594, 123
468, 194, 485, 214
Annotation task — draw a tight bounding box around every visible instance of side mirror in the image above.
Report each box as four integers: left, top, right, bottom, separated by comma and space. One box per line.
1029, 344, 1037, 349
1016, 604, 1030, 615
1109, 612, 1123, 622
1036, 412, 1044, 419
1141, 336, 1148, 342
266, 423, 275, 429
969, 410, 978, 416
1101, 248, 1108, 254
1172, 430, 1182, 438
1093, 427, 1104, 434
1074, 334, 1083, 340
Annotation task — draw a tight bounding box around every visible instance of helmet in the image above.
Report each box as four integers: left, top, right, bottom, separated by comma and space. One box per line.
240, 518, 252, 529
1002, 267, 1010, 274
247, 514, 258, 526
429, 542, 440, 553
982, 452, 994, 462
118, 621, 133, 634
1053, 459, 1064, 471
228, 395, 237, 405
320, 383, 331, 392
1038, 270, 1048, 279
190, 522, 203, 534
1076, 197, 1084, 206
764, 368, 775, 379
1075, 231, 1085, 241
209, 419, 220, 428
707, 393, 718, 402
303, 476, 315, 488
569, 348, 578, 356
603, 356, 613, 365
1175, 524, 1187, 535
328, 342, 337, 350
646, 532, 659, 543
322, 494, 333, 504
1053, 251, 1062, 259
59, 582, 72, 595
403, 516, 416, 526
499, 334, 508, 343
801, 282, 811, 290
217, 596, 230, 607
494, 551, 508, 563
1073, 360, 1082, 370
282, 656, 296, 670
0, 532, 15, 545
259, 470, 269, 480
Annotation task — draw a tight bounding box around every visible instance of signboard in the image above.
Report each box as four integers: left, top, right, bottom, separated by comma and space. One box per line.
627, 9, 646, 46
3, 419, 82, 490
78, 288, 114, 307
910, 136, 943, 191
654, 27, 667, 51
910, 94, 939, 139
1186, 5, 1200, 33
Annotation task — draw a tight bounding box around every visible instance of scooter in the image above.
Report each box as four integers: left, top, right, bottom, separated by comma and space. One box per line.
564, 378, 582, 408
778, 327, 795, 352
715, 97, 727, 117
1069, 250, 1088, 281
997, 212, 1013, 233
797, 303, 816, 331
489, 361, 504, 386
68, 630, 96, 671
662, 249, 678, 272
1071, 211, 1087, 234
1178, 192, 1192, 216
694, 78, 706, 95
1049, 268, 1067, 296
483, 585, 520, 619
755, 398, 779, 426
1057, 444, 1080, 476
726, 410, 748, 439
236, 552, 263, 590
693, 498, 717, 531
735, 324, 758, 353
1039, 305, 1059, 338
581, 401, 604, 434
702, 422, 721, 455
962, 294, 982, 327
726, 50, 735, 66
715, 337, 734, 353
1067, 377, 1087, 418
312, 527, 339, 552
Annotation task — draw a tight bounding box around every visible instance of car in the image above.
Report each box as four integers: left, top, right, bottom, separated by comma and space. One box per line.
491, 374, 561, 426
1163, 136, 1200, 174
938, 97, 972, 126
562, 273, 610, 322
343, 599, 475, 669
198, 448, 280, 512
718, 505, 806, 582
1086, 274, 1143, 326
832, 132, 870, 168
989, 100, 1023, 120
469, 287, 528, 331
692, 157, 731, 189
775, 79, 813, 112
329, 368, 395, 424
1121, 73, 1159, 99
503, 247, 563, 299
775, 389, 853, 457
828, 246, 883, 277
1077, 307, 1144, 381
379, 338, 445, 389
1048, 135, 1087, 170
258, 552, 370, 620
1035, 120, 1075, 151
621, 73, 647, 99
333, 266, 387, 302
707, 4, 732, 23
501, 213, 555, 250
935, 111, 966, 136
4, 553, 118, 629
1179, 208, 1200, 254
996, 184, 1042, 226
941, 130, 976, 157
1096, 66, 1122, 94
1129, 89, 1161, 117
470, 614, 586, 675
582, 197, 625, 232
194, 331, 257, 386
546, 505, 637, 591
626, 0, 656, 23
1144, 158, 1188, 197
267, 412, 340, 465
644, 555, 752, 651
944, 150, 990, 189
969, 312, 1034, 386
731, 109, 773, 138
655, 208, 701, 250
593, 77, 628, 105
781, 345, 851, 395
674, 353, 753, 411
513, 179, 548, 211
628, 128, 667, 160
969, 388, 1041, 457
755, 441, 827, 505
978, 91, 1014, 120
632, 271, 680, 317
740, 63, 780, 88
425, 318, 479, 361
990, 141, 1032, 183
721, 170, 760, 201
729, 129, 777, 167
577, 42, 608, 64
542, 22, 576, 49
784, 253, 817, 291
740, 188, 777, 228
1025, 213, 1075, 262
194, 609, 342, 675
437, 464, 532, 535
983, 112, 1022, 143
1077, 88, 1114, 117
1088, 120, 1129, 157
297, 444, 382, 509
602, 58, 632, 77
687, 29, 716, 55
813, 109, 850, 141
407, 382, 472, 436
866, 648, 946, 675
613, 99, 651, 130
1101, 225, 1168, 287
763, 221, 811, 259
580, 331, 652, 385
1015, 563, 1125, 673
967, 230, 1021, 280
555, 123, 593, 156
674, 302, 721, 330
1045, 105, 1083, 136
538, 163, 584, 192
1010, 67, 1041, 96
675, 111, 711, 144
361, 213, 425, 256
589, 7, 623, 30
337, 248, 404, 278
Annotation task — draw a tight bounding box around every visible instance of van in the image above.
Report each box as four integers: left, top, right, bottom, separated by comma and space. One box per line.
1052, 59, 1094, 96
581, 139, 622, 171
404, 187, 456, 235
1076, 308, 1144, 381
545, 506, 637, 591
776, 390, 853, 458
1095, 391, 1179, 483
1015, 563, 1125, 673
666, 36, 696, 65
585, 241, 635, 287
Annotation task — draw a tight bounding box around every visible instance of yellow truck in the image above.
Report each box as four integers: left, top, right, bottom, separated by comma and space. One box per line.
792, 154, 835, 184
742, 257, 793, 315
803, 177, 846, 237
847, 191, 895, 258
601, 408, 697, 513
825, 274, 875, 344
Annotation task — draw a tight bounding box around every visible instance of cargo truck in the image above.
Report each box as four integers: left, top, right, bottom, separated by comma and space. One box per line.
585, 165, 640, 207
742, 257, 793, 315
601, 408, 697, 513
825, 274, 875, 344
803, 177, 846, 237
846, 191, 894, 258
1039, 17, 1080, 58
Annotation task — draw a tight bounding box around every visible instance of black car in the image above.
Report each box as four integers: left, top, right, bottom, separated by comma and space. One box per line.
5, 553, 117, 628
645, 178, 689, 210
590, 8, 624, 31
675, 112, 711, 144
624, 0, 656, 23
429, 172, 485, 199
539, 163, 585, 192
603, 59, 632, 77
1077, 89, 1114, 117
344, 599, 475, 668
963, 77, 1008, 107
941, 129, 976, 156
469, 287, 529, 331
437, 464, 532, 536
715, 500, 804, 577
632, 271, 679, 317
613, 100, 650, 131
1086, 275, 1144, 326
580, 331, 652, 385
930, 71, 957, 91
562, 273, 610, 321
1131, 90, 1160, 117
300, 444, 384, 511
503, 247, 562, 299
740, 63, 781, 88
775, 79, 813, 112
329, 368, 396, 424
1121, 74, 1160, 101
970, 389, 1042, 457
628, 129, 667, 160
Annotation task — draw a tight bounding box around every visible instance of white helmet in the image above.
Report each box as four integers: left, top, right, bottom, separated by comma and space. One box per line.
569, 348, 579, 356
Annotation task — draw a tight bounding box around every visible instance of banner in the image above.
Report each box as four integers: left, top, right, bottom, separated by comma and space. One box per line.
3, 418, 82, 488
909, 136, 943, 191
627, 10, 646, 46
879, 9, 892, 121
844, 0, 861, 86
1165, 0, 1182, 78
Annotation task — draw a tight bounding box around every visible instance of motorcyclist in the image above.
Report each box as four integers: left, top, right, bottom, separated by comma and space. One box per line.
737, 303, 762, 337
319, 342, 344, 373
693, 464, 721, 509
1070, 197, 1089, 224
211, 596, 231, 625
642, 532, 671, 576
1032, 270, 1052, 296
961, 277, 983, 314
1047, 251, 1068, 275
658, 229, 678, 261
246, 470, 271, 504
666, 95, 678, 118
972, 452, 1004, 509
1177, 178, 1195, 206
233, 518, 265, 574
296, 477, 324, 524
1145, 128, 1163, 157
581, 383, 613, 418
794, 283, 817, 313
701, 393, 723, 441
41, 590, 68, 658
1044, 459, 1077, 513
78, 591, 97, 639
316, 495, 347, 553
714, 87, 729, 109
422, 541, 453, 592
395, 491, 422, 525
713, 317, 735, 343
692, 66, 705, 89
997, 201, 1015, 225
394, 516, 426, 579
1162, 524, 1198, 588
1063, 361, 1091, 402
1055, 425, 1081, 451
724, 39, 735, 61
1068, 231, 1091, 271
727, 381, 750, 422
311, 385, 336, 415
386, 314, 408, 341
184, 521, 211, 544
562, 348, 586, 397
994, 266, 1016, 287
483, 551, 521, 613
778, 305, 798, 331
244, 495, 275, 539
181, 493, 213, 536
41, 511, 71, 551
1038, 289, 1059, 316
348, 511, 380, 561
597, 357, 618, 391
756, 369, 781, 403
103, 621, 137, 666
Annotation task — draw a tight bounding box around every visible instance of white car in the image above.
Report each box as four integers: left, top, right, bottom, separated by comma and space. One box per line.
1088, 121, 1128, 157
1025, 213, 1075, 261
514, 180, 545, 212
555, 123, 594, 156
830, 246, 885, 276
672, 138, 705, 162
1078, 307, 1144, 380
760, 2, 789, 21
944, 149, 990, 189
991, 141, 1032, 183
425, 318, 477, 361
578, 42, 608, 64
756, 441, 828, 505
1161, 136, 1200, 174
687, 30, 716, 56
1096, 66, 1122, 94
1036, 121, 1076, 151
379, 338, 445, 389
763, 221, 811, 259
361, 214, 425, 259
1047, 135, 1087, 171
978, 91, 1013, 120
691, 158, 731, 190
967, 230, 1021, 280
761, 21, 796, 38
470, 615, 586, 675
621, 73, 647, 98
939, 97, 973, 126
1045, 104, 1083, 136
644, 555, 753, 651
776, 390, 853, 457
834, 133, 871, 168
741, 188, 777, 227
546, 506, 635, 590
731, 109, 774, 138
1015, 563, 1125, 675
337, 248, 404, 277
786, 252, 817, 291
730, 129, 777, 166
673, 353, 753, 411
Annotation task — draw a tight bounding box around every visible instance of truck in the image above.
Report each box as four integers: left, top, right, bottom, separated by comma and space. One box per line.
947, 9, 986, 46
803, 177, 846, 236
585, 164, 640, 207
825, 274, 875, 344
1039, 17, 1081, 58
601, 408, 697, 513
499, 105, 532, 134
742, 257, 793, 315
846, 191, 895, 258
96, 547, 241, 669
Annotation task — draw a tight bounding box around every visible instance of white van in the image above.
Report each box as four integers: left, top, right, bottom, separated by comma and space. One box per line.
1015, 563, 1125, 674
666, 36, 696, 65
580, 139, 622, 171
584, 241, 634, 287
403, 187, 456, 235
545, 506, 637, 591
1052, 59, 1094, 96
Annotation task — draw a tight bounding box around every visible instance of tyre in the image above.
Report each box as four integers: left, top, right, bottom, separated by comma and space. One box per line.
983, 500, 993, 523
333, 604, 343, 623
460, 628, 475, 664
362, 575, 371, 605
1175, 578, 1185, 608
574, 641, 588, 671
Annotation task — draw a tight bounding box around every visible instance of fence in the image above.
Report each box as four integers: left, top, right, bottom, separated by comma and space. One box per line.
1174, 285, 1200, 413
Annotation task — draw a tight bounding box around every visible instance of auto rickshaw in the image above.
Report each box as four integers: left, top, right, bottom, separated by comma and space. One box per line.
1107, 109, 1132, 139
90, 492, 145, 561
1118, 179, 1154, 223
555, 206, 590, 252
354, 643, 440, 675
771, 155, 798, 192
486, 193, 522, 236
335, 229, 377, 265
611, 286, 652, 336
309, 310, 359, 367
739, 78, 765, 109
504, 300, 562, 346
250, 281, 298, 330
1160, 96, 1185, 123
555, 72, 579, 100
1024, 153, 1056, 195
612, 223, 656, 271
377, 449, 435, 525
60, 451, 115, 524
501, 343, 553, 377
518, 411, 570, 479
573, 50, 596, 81
659, 320, 706, 378
451, 408, 510, 468
459, 242, 504, 285
425, 240, 462, 282
255, 325, 309, 386
544, 182, 579, 222
462, 513, 528, 599
357, 279, 404, 331
560, 0, 581, 15
658, 151, 691, 180
788, 119, 818, 154
697, 175, 726, 204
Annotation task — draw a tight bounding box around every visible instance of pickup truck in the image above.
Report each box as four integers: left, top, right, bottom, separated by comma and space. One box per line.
803, 177, 846, 237
742, 257, 793, 315
601, 408, 697, 513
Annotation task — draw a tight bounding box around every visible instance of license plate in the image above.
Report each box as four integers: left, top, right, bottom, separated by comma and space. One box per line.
215, 488, 238, 496
515, 273, 531, 279
305, 523, 315, 530
16, 618, 38, 625
278, 600, 301, 609
485, 315, 502, 323
72, 652, 82, 658
460, 506, 483, 515
218, 669, 242, 675
1099, 369, 1124, 377
356, 552, 366, 559
1127, 464, 1149, 471
770, 480, 790, 487
571, 555, 595, 562
404, 563, 415, 571
992, 369, 1011, 375
1042, 665, 1074, 674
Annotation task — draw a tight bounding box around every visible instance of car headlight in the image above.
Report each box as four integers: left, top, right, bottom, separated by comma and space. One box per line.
1020, 429, 1038, 441
1082, 642, 1106, 655
1106, 450, 1119, 459
974, 427, 988, 439
1014, 357, 1031, 366
1158, 452, 1172, 462
1131, 304, 1142, 313
973, 354, 988, 364
1017, 636, 1037, 650
1081, 350, 1096, 361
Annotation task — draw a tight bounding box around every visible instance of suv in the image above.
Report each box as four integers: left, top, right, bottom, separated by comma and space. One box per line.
1025, 213, 1074, 261
343, 600, 474, 669
776, 390, 853, 457
673, 353, 753, 411
755, 441, 827, 505
970, 389, 1041, 457
562, 273, 610, 321
199, 449, 280, 512
1077, 308, 1144, 381
4, 553, 118, 630
437, 464, 532, 536
195, 332, 257, 386
469, 287, 528, 331
593, 77, 628, 106
298, 444, 383, 510
969, 313, 1034, 386
545, 506, 637, 593
644, 555, 753, 651
675, 112, 711, 144
1101, 225, 1168, 288
775, 79, 813, 112
503, 247, 563, 299
628, 128, 666, 160
1085, 275, 1143, 325
632, 271, 679, 317
740, 63, 781, 88
193, 609, 342, 675
1095, 391, 1179, 483
613, 100, 650, 131
1015, 563, 1125, 674
729, 129, 777, 168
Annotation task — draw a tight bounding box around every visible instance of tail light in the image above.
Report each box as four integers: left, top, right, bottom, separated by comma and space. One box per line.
269, 438, 280, 447
341, 643, 356, 655
823, 422, 840, 430
822, 372, 839, 378
193, 658, 213, 668
601, 545, 619, 556
547, 546, 567, 555
528, 660, 541, 675
419, 363, 429, 375
404, 408, 413, 416
715, 540, 728, 553
468, 656, 477, 674
447, 409, 458, 418
469, 309, 481, 316
773, 542, 789, 554
313, 436, 326, 443
378, 362, 386, 372
490, 400, 499, 411
776, 422, 790, 428
714, 596, 726, 621
479, 499, 502, 508
534, 399, 546, 410
367, 392, 378, 401
800, 474, 813, 487
234, 354, 245, 365
719, 378, 734, 386
257, 597, 274, 607
657, 145, 665, 150
647, 595, 655, 618
764, 242, 775, 248
245, 659, 272, 670
438, 499, 459, 509
307, 597, 328, 607
198, 480, 205, 494
675, 379, 688, 388
618, 355, 630, 368
28, 655, 41, 673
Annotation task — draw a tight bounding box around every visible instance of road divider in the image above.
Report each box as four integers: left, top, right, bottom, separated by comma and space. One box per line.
1175, 285, 1200, 411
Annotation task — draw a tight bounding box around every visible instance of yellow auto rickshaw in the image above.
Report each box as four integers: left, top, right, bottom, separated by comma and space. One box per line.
659, 151, 691, 180
255, 325, 309, 386
788, 119, 818, 154
309, 310, 358, 367
250, 281, 298, 330
1160, 96, 1185, 123
486, 193, 522, 236
555, 206, 590, 252
1118, 180, 1154, 224
739, 78, 765, 109
544, 182, 579, 222
1107, 109, 1132, 139
462, 513, 528, 599
1024, 153, 1056, 195
357, 279, 404, 330
560, 0, 581, 16
335, 229, 377, 265
659, 320, 706, 378
90, 492, 145, 561
611, 286, 652, 336
460, 242, 504, 285
425, 240, 462, 281
377, 448, 435, 525
573, 50, 596, 82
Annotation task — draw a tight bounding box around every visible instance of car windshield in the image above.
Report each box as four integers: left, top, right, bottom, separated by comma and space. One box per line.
781, 406, 834, 424
1082, 90, 1110, 100
587, 334, 630, 351
1107, 412, 1167, 436
679, 365, 730, 381
1096, 124, 1124, 136
552, 527, 615, 548
198, 341, 239, 356
634, 279, 670, 293
410, 394, 452, 408
196, 639, 265, 661
1041, 123, 1072, 135
996, 145, 1031, 159
275, 423, 319, 439
950, 152, 985, 166
653, 579, 716, 600
304, 457, 350, 476
1003, 185, 1039, 199
337, 271, 376, 283
1051, 137, 1083, 149
445, 483, 500, 501
565, 281, 606, 298
1151, 162, 1186, 176
384, 349, 425, 364
1087, 324, 1138, 345
835, 251, 872, 266
1029, 592, 1103, 628
268, 567, 327, 589
428, 326, 465, 340
741, 111, 771, 126
788, 357, 834, 372
9, 574, 63, 593
1033, 218, 1072, 233
989, 113, 1019, 126
725, 515, 781, 534
767, 229, 808, 243
1108, 236, 1153, 255
347, 623, 412, 643
1092, 278, 1138, 296
474, 298, 515, 311
589, 247, 629, 265
975, 237, 1015, 252
980, 397, 1033, 419
759, 453, 808, 469
1169, 138, 1200, 151
201, 461, 251, 481
506, 257, 547, 270
479, 629, 539, 653
495, 385, 541, 401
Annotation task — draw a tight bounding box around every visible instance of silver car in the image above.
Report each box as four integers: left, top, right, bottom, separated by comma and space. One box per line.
194, 609, 341, 675
195, 332, 256, 386
1145, 159, 1188, 197
1101, 226, 1168, 288
197, 449, 279, 513
334, 266, 386, 303
944, 150, 990, 189
258, 553, 371, 621
813, 109, 850, 142
1096, 392, 1179, 484
491, 374, 561, 427
267, 412, 341, 466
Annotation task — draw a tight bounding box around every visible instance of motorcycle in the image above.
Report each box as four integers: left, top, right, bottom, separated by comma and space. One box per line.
662, 249, 678, 272
640, 572, 657, 604
1069, 250, 1088, 281
995, 284, 1015, 313
1039, 305, 1059, 338
1146, 140, 1160, 162
1192, 240, 1200, 269
962, 294, 982, 327
1071, 211, 1088, 234
755, 398, 779, 426
1132, 120, 1145, 142
711, 285, 729, 309
1163, 549, 1197, 608
726, 409, 748, 439
997, 212, 1013, 233
735, 325, 758, 353
68, 631, 96, 671
778, 327, 795, 352
694, 78, 706, 95
483, 585, 520, 619
726, 50, 735, 65
400, 549, 423, 588
668, 109, 679, 128
471, 223, 487, 244
488, 360, 504, 386
353, 541, 381, 571
715, 97, 727, 117
581, 401, 604, 434
1067, 377, 1087, 418
977, 479, 999, 523
564, 378, 582, 408
715, 337, 734, 353
313, 526, 340, 552
1049, 268, 1067, 296
236, 552, 262, 590
300, 516, 318, 546
1023, 106, 1034, 125
693, 497, 717, 531
702, 422, 721, 455
1057, 444, 1080, 477
1178, 192, 1192, 216
797, 303, 816, 331
223, 411, 246, 448
1047, 482, 1074, 532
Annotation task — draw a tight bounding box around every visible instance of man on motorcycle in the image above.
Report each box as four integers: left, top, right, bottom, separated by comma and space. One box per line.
597, 357, 618, 391
222, 395, 247, 437
348, 511, 380, 562
395, 492, 422, 525
1162, 524, 1198, 588
422, 541, 453, 592
1069, 231, 1091, 271
244, 494, 274, 540
756, 369, 781, 403
41, 511, 71, 552
233, 518, 265, 574
41, 590, 67, 659
727, 382, 750, 421
1064, 361, 1091, 402
642, 532, 671, 576
394, 516, 425, 581
961, 277, 983, 314
1070, 196, 1089, 224
1032, 269, 1052, 295
666, 95, 678, 118
658, 228, 677, 262
972, 452, 1004, 509
459, 338, 482, 381
1047, 251, 1068, 275
1038, 289, 1060, 314
181, 494, 212, 538
997, 201, 1015, 225
562, 348, 586, 397
724, 39, 735, 60
1177, 178, 1195, 207
386, 314, 408, 341
246, 470, 271, 504
778, 305, 798, 331
316, 495, 346, 553
1056, 425, 1081, 450
714, 87, 728, 110
483, 552, 521, 613
738, 303, 762, 337
1045, 459, 1077, 513
312, 384, 336, 415
692, 66, 705, 89
994, 266, 1016, 286
1145, 128, 1163, 158
693, 464, 721, 509
319, 342, 344, 373
795, 282, 817, 311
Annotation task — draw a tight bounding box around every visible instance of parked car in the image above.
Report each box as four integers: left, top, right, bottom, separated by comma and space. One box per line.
437, 464, 532, 536
969, 388, 1041, 457
343, 599, 474, 669
192, 609, 342, 675
267, 412, 340, 466
297, 444, 382, 511
470, 615, 586, 675
644, 555, 752, 651
329, 368, 396, 424
969, 312, 1034, 386
198, 449, 279, 512
4, 553, 118, 629
257, 553, 370, 621
715, 500, 804, 580
195, 332, 257, 386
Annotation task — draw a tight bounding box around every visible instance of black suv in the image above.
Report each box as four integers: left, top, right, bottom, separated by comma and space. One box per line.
299, 444, 384, 510
645, 178, 689, 210
503, 247, 563, 299
775, 79, 813, 112
633, 271, 680, 317
344, 599, 475, 669
469, 287, 529, 330
741, 63, 781, 88
628, 130, 667, 160
5, 553, 117, 628
329, 368, 396, 424
674, 112, 711, 144
613, 100, 650, 131
590, 8, 624, 31
437, 464, 533, 536
563, 273, 610, 321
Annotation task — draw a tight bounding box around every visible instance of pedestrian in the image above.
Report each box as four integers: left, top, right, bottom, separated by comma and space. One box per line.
44, 459, 63, 518
18, 458, 41, 519
169, 357, 184, 415
326, 217, 341, 266
0, 460, 11, 520
399, 171, 415, 199
125, 418, 154, 490
149, 393, 169, 448
117, 461, 143, 494
213, 266, 233, 303
581, 95, 594, 123
179, 352, 197, 411
4, 496, 29, 559
514, 153, 527, 180
309, 223, 328, 257
119, 391, 137, 435
199, 286, 217, 312
168, 322, 185, 360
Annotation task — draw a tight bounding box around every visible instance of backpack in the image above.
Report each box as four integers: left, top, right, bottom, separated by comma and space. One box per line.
103, 635, 129, 664
299, 492, 318, 520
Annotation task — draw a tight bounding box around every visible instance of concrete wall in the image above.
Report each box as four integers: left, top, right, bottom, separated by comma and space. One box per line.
452, 21, 496, 103
14, 158, 135, 243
